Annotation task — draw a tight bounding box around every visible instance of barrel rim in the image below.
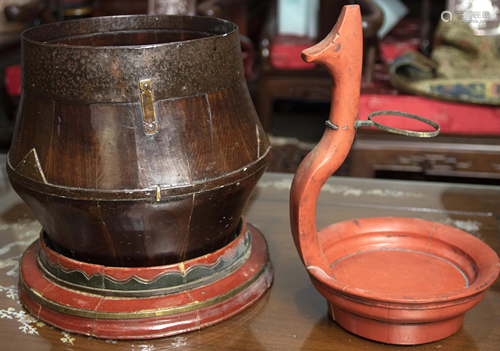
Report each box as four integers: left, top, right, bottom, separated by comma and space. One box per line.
21, 14, 239, 50
20, 14, 243, 103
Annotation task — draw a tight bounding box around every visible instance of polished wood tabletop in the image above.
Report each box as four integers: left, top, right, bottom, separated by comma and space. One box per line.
1, 157, 499, 350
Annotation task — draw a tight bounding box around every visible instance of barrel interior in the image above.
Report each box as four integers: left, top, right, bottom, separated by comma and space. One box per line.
47, 29, 214, 47
22, 15, 237, 47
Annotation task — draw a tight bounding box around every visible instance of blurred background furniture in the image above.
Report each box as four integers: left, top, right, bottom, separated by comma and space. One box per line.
257, 0, 384, 132
350, 133, 500, 182
256, 0, 499, 186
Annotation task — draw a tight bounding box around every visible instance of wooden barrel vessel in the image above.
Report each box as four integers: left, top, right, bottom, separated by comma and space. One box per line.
8, 15, 270, 267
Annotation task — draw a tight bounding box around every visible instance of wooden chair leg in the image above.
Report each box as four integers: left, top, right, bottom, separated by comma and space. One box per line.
257, 80, 274, 133
350, 150, 376, 178
364, 44, 376, 85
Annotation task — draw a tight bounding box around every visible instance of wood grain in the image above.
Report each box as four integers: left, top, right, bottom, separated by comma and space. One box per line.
9, 15, 270, 266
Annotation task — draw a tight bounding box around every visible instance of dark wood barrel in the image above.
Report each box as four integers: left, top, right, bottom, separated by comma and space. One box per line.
7, 15, 270, 267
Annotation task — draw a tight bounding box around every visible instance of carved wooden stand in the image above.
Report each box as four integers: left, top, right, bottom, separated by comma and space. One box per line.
19, 220, 272, 339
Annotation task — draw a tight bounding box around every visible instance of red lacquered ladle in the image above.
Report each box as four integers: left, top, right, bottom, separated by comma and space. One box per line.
290, 5, 498, 345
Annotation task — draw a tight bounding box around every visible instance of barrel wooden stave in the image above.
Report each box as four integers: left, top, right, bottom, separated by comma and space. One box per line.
10, 81, 267, 189
11, 167, 262, 266
9, 16, 270, 267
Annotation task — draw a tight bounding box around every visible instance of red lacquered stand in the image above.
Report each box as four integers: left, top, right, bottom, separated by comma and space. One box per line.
289, 5, 500, 345
19, 220, 272, 339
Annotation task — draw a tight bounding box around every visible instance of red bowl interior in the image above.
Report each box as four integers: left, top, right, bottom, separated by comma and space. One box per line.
317, 217, 500, 303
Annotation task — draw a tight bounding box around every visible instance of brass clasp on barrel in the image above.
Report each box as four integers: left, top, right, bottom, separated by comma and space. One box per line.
140, 79, 158, 134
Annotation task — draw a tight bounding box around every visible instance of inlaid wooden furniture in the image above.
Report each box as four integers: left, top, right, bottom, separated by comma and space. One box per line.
257, 0, 383, 132
350, 132, 500, 180
1, 158, 499, 349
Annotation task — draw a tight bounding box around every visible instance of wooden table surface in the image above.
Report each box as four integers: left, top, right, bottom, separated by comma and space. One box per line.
1, 156, 499, 350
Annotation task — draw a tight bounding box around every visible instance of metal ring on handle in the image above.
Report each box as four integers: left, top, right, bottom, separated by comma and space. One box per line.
354, 110, 440, 138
